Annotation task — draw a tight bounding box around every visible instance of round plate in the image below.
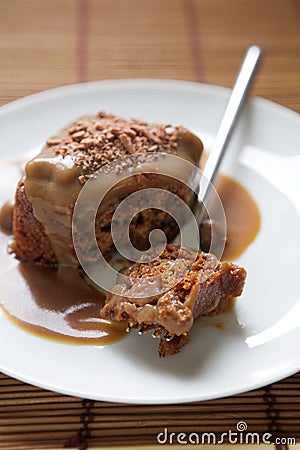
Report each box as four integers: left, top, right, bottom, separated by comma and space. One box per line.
0, 79, 300, 404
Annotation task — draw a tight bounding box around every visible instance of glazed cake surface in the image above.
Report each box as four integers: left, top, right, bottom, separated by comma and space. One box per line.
12, 112, 203, 267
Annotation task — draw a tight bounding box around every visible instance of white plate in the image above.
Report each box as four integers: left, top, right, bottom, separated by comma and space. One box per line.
0, 79, 300, 404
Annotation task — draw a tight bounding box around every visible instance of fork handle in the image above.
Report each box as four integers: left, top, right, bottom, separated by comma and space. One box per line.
197, 45, 262, 213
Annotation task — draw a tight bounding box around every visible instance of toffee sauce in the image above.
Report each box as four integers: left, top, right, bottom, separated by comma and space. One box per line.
0, 159, 126, 345
216, 175, 261, 261
0, 158, 260, 344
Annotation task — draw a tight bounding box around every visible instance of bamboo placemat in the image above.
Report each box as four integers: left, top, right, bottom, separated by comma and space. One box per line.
0, 0, 300, 448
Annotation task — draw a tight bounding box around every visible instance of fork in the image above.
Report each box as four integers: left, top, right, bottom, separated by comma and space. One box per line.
128, 45, 262, 339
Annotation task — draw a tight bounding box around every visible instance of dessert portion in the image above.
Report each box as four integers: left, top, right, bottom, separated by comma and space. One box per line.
101, 244, 246, 356
11, 112, 203, 268
9, 109, 248, 357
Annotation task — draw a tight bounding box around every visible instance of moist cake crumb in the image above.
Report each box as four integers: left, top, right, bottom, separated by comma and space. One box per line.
101, 244, 247, 356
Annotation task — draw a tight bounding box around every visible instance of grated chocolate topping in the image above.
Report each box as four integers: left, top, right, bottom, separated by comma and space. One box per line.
46, 111, 185, 183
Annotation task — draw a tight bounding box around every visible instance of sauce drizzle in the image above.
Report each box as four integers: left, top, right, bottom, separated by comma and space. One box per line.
0, 157, 260, 344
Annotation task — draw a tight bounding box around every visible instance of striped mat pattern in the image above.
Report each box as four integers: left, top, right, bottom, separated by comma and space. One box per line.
0, 372, 300, 448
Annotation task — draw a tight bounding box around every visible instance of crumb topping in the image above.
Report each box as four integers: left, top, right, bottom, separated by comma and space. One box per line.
101, 244, 246, 346
126, 244, 218, 296
46, 111, 184, 183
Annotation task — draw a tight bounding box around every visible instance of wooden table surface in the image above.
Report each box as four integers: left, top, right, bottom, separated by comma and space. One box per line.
0, 0, 300, 449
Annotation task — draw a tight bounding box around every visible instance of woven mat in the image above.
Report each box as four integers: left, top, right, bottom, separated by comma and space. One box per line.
1, 372, 300, 448
0, 0, 300, 448
0, 374, 300, 449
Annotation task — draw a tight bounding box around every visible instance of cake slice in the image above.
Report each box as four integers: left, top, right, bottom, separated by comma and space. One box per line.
11, 112, 203, 268
101, 244, 246, 356
11, 110, 247, 358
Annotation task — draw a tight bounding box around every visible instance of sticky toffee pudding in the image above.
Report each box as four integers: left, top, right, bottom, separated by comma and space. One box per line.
0, 111, 260, 355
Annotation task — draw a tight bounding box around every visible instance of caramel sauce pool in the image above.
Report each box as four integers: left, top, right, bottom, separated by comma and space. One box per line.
216, 175, 261, 261
0, 159, 126, 345
0, 158, 260, 343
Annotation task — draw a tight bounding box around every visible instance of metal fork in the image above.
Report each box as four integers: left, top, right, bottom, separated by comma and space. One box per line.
128, 45, 262, 338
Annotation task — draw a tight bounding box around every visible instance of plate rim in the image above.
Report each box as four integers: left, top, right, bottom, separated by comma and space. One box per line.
1, 356, 300, 404
1, 78, 299, 124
